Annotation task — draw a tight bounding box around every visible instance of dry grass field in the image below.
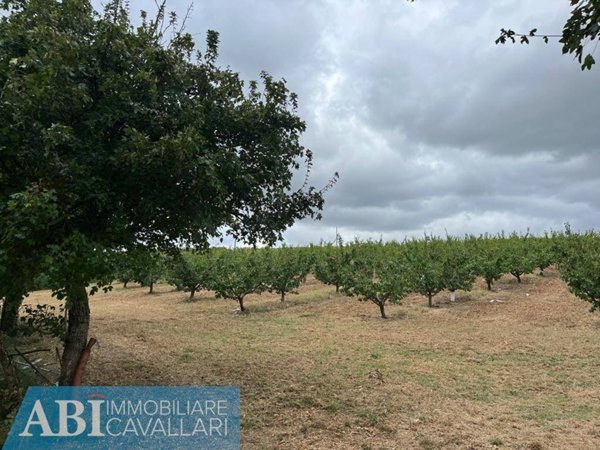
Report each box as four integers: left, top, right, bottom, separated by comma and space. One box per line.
19, 269, 600, 449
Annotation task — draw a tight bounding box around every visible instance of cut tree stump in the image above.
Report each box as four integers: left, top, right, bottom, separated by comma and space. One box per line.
71, 337, 97, 386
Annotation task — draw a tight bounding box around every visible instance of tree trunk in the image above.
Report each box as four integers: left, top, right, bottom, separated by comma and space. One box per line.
450, 290, 456, 302
59, 284, 90, 386
335, 284, 339, 294
190, 287, 196, 299
280, 291, 285, 302
378, 302, 387, 319
0, 333, 18, 391
238, 296, 246, 312
0, 332, 21, 419
516, 274, 521, 283
123, 280, 128, 288
486, 279, 492, 291
0, 293, 22, 336
149, 281, 154, 294
428, 293, 433, 308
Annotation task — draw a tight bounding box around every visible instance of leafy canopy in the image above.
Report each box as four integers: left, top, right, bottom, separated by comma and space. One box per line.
264, 246, 311, 301
0, 0, 334, 292
342, 242, 412, 319
557, 229, 600, 311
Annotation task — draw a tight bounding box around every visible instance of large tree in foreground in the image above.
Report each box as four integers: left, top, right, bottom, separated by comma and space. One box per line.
0, 0, 334, 384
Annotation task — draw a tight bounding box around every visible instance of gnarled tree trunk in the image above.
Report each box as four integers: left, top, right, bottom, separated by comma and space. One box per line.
59, 284, 90, 386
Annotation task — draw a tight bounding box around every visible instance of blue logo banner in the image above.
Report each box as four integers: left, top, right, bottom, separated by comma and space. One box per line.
3, 386, 240, 449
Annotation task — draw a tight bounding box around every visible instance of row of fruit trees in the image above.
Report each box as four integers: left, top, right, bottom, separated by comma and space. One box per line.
105, 231, 600, 319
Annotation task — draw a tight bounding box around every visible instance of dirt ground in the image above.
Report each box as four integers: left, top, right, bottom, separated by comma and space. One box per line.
24, 269, 600, 449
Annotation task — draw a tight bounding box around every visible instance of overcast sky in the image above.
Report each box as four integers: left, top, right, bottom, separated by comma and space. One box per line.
117, 0, 599, 245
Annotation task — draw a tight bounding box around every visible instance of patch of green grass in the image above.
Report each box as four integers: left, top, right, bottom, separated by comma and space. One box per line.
518, 394, 600, 423
300, 419, 327, 434
279, 393, 317, 409
418, 437, 439, 450
395, 345, 442, 361
454, 376, 494, 402
505, 389, 527, 399
415, 374, 442, 390
249, 290, 331, 314
325, 398, 355, 413
320, 343, 337, 357
180, 347, 195, 362
243, 413, 267, 430
352, 406, 386, 428
270, 316, 299, 328
118, 359, 147, 371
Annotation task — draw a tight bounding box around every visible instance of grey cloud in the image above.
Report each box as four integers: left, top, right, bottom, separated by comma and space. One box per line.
98, 0, 600, 245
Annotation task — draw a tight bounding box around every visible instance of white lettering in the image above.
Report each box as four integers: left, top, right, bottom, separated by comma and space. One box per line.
209, 418, 223, 436
143, 400, 158, 416
56, 400, 86, 436
137, 417, 153, 436
19, 400, 56, 437
204, 400, 216, 415
128, 401, 142, 416
106, 418, 122, 436
217, 400, 228, 415
110, 400, 125, 415
192, 418, 207, 436
160, 400, 171, 416
88, 400, 105, 437
122, 418, 139, 436
151, 418, 166, 436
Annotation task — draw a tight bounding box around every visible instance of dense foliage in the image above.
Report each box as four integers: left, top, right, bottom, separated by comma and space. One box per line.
341, 242, 412, 319
501, 233, 537, 284
314, 237, 349, 294
264, 246, 311, 302
0, 0, 331, 384
166, 251, 214, 299
556, 230, 600, 311
148, 229, 597, 318
208, 249, 268, 312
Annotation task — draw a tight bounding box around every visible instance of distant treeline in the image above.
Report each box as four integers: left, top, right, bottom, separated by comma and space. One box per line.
112, 230, 600, 318
2, 230, 598, 332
